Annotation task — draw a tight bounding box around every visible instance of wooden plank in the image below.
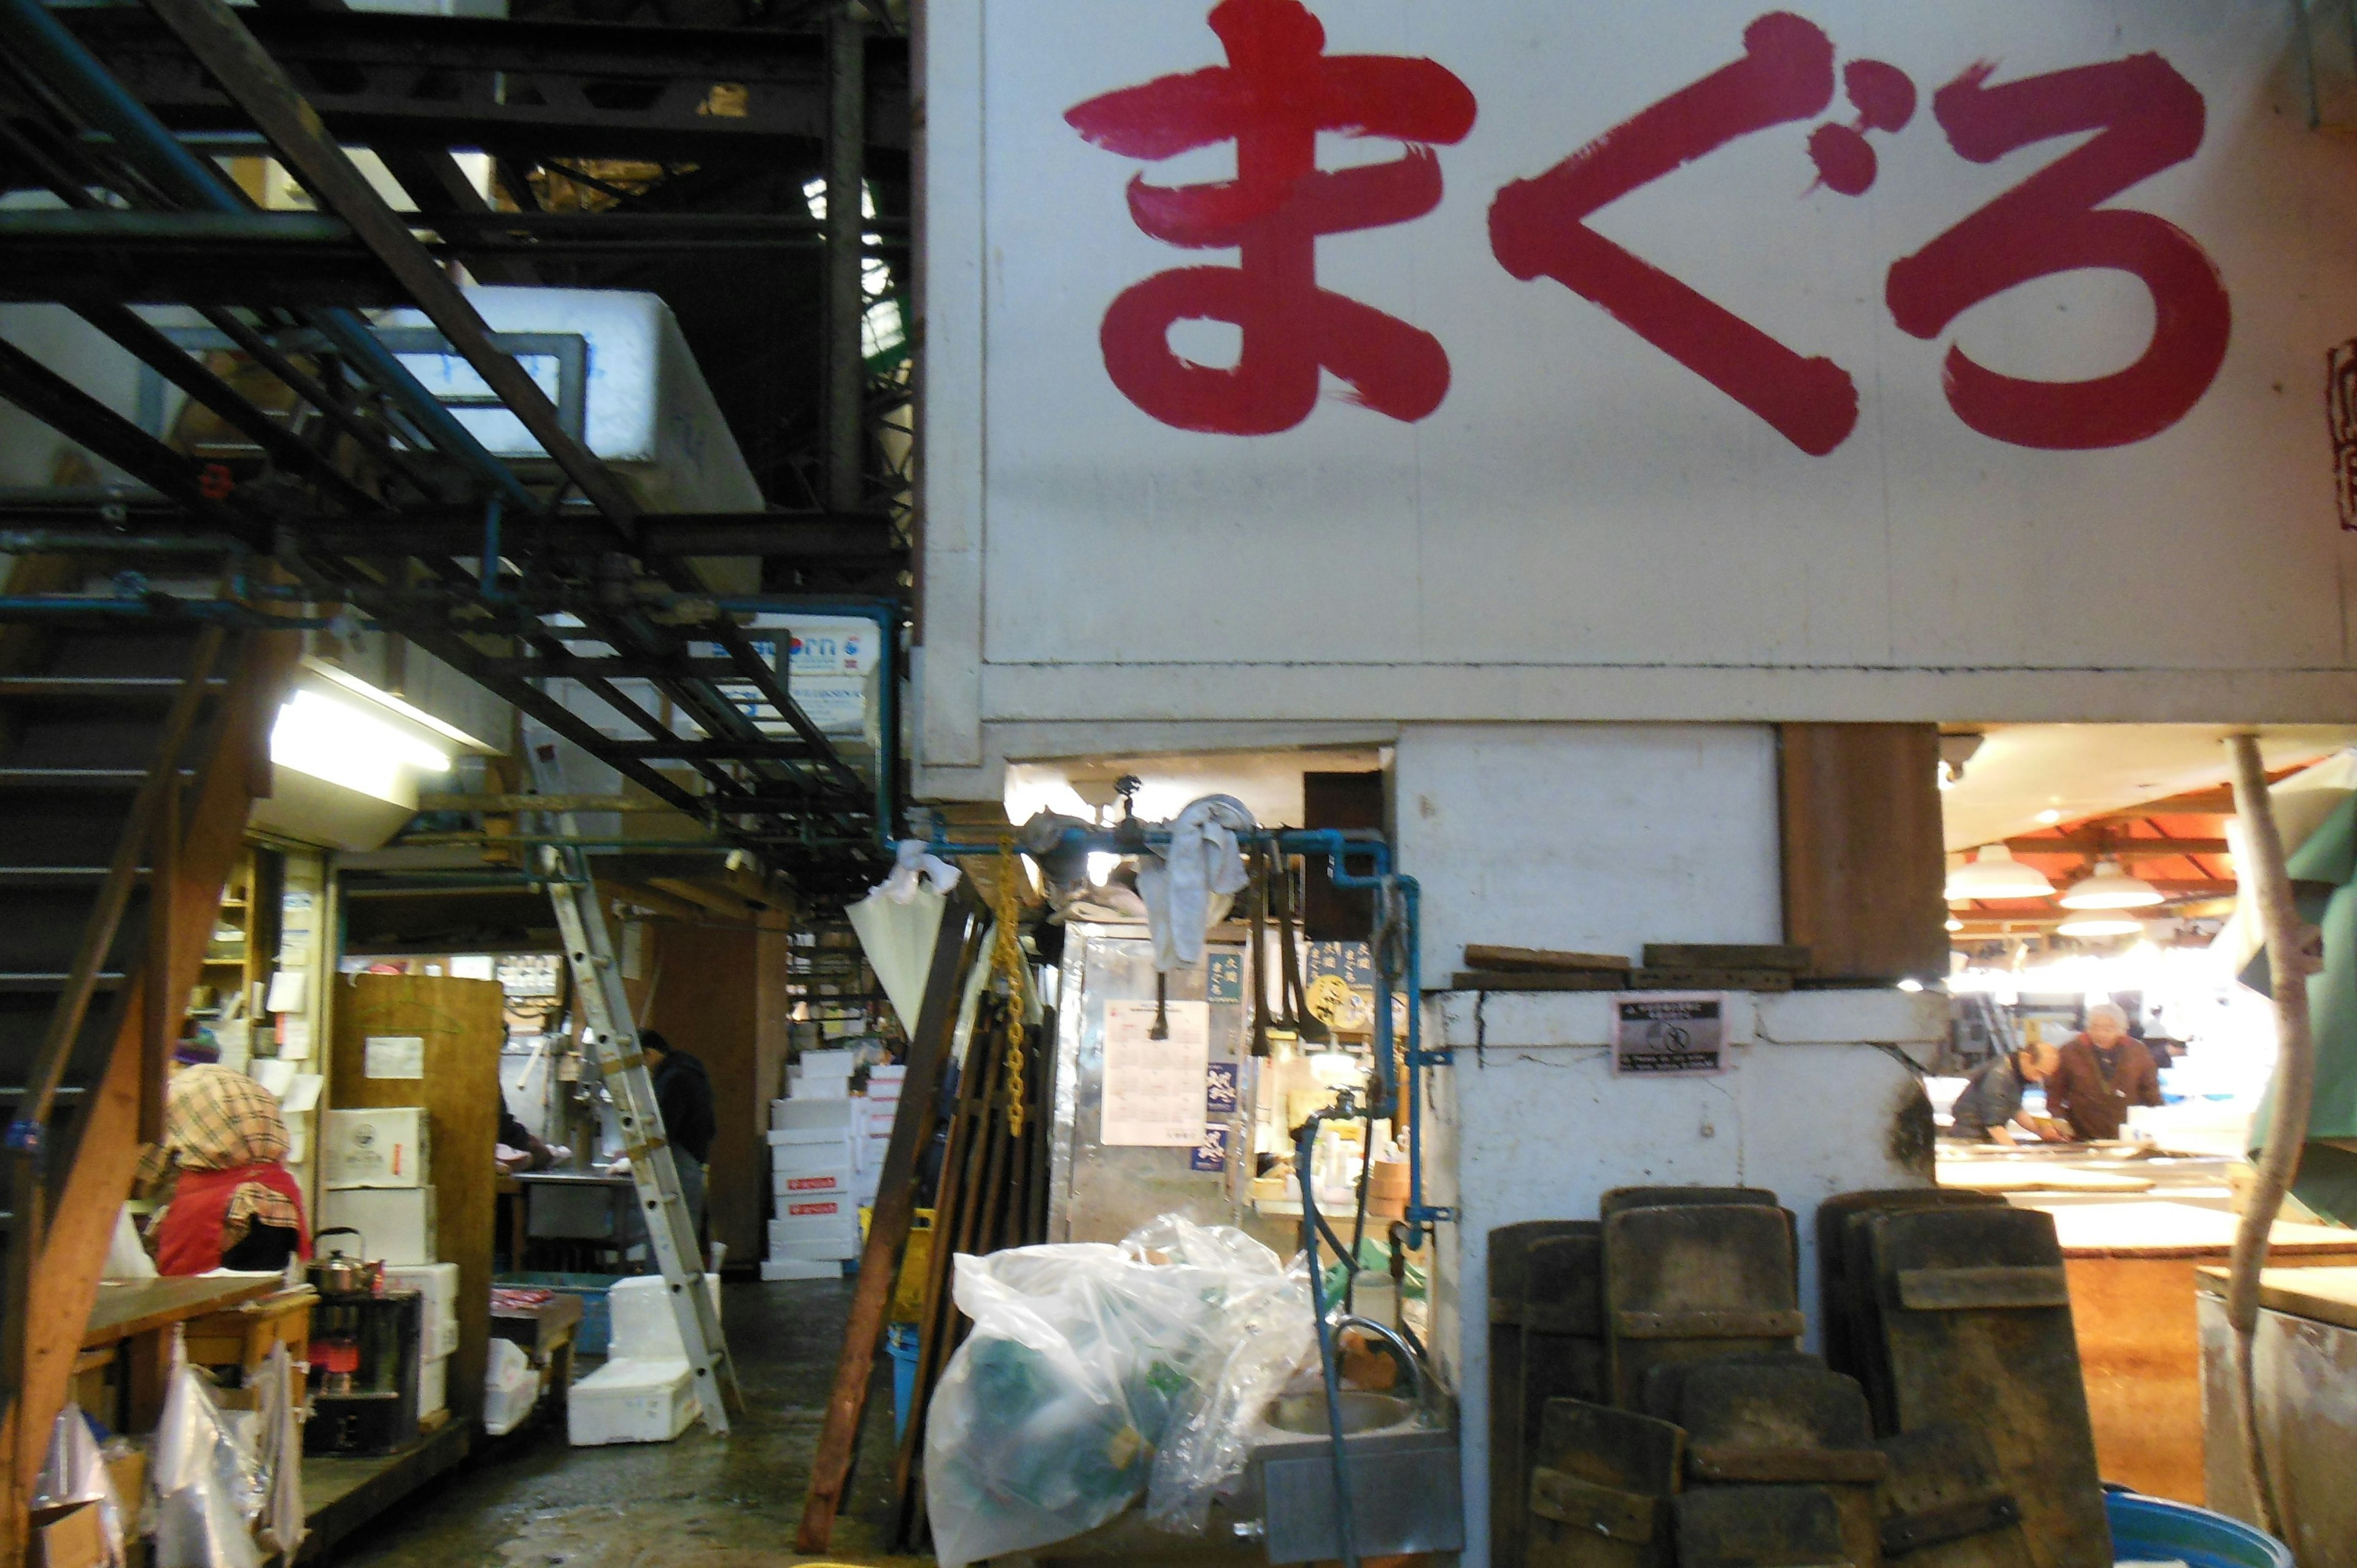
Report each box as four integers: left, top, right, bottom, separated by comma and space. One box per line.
1776, 723, 1947, 983
2196, 1264, 2357, 1334
2, 629, 293, 1558
293, 1419, 471, 1563
1452, 970, 1626, 992
80, 1276, 277, 1348
1463, 944, 1630, 973
330, 973, 502, 1421
797, 894, 975, 1552
2027, 1199, 2357, 1259
1641, 944, 1812, 972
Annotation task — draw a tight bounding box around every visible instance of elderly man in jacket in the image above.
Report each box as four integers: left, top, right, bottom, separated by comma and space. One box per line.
2047, 1003, 2163, 1142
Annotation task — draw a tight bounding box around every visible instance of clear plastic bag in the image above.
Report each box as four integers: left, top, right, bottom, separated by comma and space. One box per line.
34, 1402, 127, 1567
151, 1356, 265, 1568
923, 1216, 1314, 1567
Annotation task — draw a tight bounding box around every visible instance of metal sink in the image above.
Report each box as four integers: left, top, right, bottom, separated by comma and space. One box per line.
1261, 1391, 1418, 1436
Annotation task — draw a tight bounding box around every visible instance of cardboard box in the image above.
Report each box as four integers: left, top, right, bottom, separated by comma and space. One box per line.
761, 1257, 841, 1281
319, 1186, 436, 1263
323, 1106, 430, 1189
29, 1502, 106, 1568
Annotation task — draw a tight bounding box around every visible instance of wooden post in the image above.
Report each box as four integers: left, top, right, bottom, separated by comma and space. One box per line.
797, 895, 974, 1551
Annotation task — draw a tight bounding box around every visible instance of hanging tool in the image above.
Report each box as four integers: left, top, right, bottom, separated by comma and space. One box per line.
530, 768, 741, 1434
990, 840, 1032, 1135
1270, 850, 1331, 1045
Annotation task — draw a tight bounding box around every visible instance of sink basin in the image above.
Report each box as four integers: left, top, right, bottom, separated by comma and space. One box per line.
1263, 1391, 1418, 1436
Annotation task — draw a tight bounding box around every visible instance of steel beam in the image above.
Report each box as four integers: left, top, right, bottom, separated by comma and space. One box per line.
61, 7, 911, 161
142, 0, 644, 533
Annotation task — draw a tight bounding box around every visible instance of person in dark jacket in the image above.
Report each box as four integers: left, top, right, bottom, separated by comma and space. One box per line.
641, 1029, 716, 1240
1949, 1040, 2061, 1144
2046, 1003, 2164, 1142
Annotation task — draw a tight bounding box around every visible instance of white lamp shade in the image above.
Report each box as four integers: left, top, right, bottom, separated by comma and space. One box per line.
1943, 844, 2056, 901
2057, 859, 2164, 910
2057, 913, 2145, 938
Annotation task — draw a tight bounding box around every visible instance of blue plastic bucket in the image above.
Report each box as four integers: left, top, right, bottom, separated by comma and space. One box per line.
2106, 1489, 2293, 1568
886, 1323, 920, 1440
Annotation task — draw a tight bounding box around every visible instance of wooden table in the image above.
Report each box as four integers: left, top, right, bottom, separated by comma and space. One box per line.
184, 1285, 317, 1375
83, 1275, 284, 1431
2018, 1199, 2357, 1504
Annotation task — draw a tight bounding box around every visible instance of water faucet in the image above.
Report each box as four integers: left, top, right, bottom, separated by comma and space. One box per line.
1329, 1313, 1427, 1413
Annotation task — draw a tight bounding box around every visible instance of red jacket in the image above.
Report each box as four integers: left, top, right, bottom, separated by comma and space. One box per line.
2047, 1033, 2163, 1142
157, 1163, 309, 1275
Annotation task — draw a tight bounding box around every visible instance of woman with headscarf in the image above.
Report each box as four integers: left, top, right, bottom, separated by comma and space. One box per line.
145, 1056, 311, 1275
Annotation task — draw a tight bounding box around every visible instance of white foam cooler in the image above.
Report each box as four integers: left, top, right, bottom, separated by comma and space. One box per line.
568, 1358, 697, 1446
761, 1257, 841, 1281
606, 1273, 724, 1361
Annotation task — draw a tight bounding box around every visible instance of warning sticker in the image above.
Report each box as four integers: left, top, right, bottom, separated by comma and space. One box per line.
1611, 994, 1728, 1076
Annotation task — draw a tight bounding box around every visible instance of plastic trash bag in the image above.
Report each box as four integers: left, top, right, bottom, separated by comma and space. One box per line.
34, 1402, 127, 1567
151, 1356, 265, 1568
252, 1346, 303, 1559
924, 1215, 1314, 1567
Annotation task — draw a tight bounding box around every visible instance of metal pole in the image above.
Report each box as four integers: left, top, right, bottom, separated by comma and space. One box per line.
826, 2, 866, 514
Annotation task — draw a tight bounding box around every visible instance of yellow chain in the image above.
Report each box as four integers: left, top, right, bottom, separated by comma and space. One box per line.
994, 838, 1029, 1135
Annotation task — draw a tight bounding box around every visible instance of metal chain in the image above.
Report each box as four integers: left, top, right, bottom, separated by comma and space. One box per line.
994, 838, 1029, 1135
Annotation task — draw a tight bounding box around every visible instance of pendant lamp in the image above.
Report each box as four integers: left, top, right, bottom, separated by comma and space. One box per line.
2058, 913, 2145, 938
2057, 858, 2163, 910
1943, 844, 2055, 901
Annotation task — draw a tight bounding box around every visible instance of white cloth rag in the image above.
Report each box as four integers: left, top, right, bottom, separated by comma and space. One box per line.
1136, 795, 1255, 972
875, 838, 962, 903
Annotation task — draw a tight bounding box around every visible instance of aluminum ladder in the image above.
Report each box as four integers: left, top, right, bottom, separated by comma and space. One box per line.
538, 829, 743, 1433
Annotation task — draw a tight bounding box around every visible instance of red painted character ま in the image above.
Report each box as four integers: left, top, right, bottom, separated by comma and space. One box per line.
1066, 0, 1476, 434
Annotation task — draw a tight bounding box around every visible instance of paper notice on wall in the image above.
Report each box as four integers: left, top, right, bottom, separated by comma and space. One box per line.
279, 1073, 322, 1114
365, 1034, 425, 1079
1101, 999, 1210, 1146
277, 1017, 312, 1060
450, 954, 496, 981
265, 970, 306, 1014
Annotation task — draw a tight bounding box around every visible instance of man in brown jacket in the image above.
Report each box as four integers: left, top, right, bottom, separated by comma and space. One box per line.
2047, 1003, 2163, 1141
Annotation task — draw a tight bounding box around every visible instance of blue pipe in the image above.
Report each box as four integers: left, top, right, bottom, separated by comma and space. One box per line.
1296, 1117, 1361, 1568
0, 0, 539, 514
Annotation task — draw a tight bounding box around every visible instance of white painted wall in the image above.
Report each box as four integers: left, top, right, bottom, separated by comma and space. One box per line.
919, 0, 2357, 795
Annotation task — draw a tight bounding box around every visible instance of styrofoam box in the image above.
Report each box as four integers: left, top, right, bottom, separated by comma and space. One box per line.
422, 1313, 459, 1362
772, 1099, 853, 1132
791, 1076, 851, 1101
607, 1273, 723, 1361
774, 1167, 850, 1199
568, 1357, 696, 1446
770, 1215, 857, 1250
869, 1064, 907, 1083
798, 1049, 856, 1075
323, 1107, 430, 1189
379, 287, 762, 514
384, 1262, 459, 1324
319, 1186, 436, 1263
774, 1194, 856, 1226
853, 1133, 891, 1172
768, 1127, 853, 1160
771, 1235, 858, 1262
761, 1257, 840, 1281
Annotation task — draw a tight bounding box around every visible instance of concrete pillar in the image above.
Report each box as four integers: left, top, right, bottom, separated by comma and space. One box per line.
1391, 724, 1944, 1568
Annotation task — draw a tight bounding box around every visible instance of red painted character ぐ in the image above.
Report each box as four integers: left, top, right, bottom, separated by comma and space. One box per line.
1488, 13, 1867, 456
1885, 54, 2229, 450
1065, 0, 1476, 434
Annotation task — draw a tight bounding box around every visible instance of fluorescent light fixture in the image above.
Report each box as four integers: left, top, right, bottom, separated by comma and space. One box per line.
1943, 844, 2055, 902
271, 688, 451, 803
2059, 859, 2163, 910
2057, 913, 2144, 938
307, 660, 491, 754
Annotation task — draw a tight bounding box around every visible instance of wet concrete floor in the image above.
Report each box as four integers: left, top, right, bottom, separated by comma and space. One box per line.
328, 1279, 916, 1568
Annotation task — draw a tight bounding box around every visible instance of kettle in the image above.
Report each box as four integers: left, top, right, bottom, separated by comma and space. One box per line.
307, 1226, 383, 1295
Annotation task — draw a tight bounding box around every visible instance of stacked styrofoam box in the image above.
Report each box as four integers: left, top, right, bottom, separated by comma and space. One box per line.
321, 1106, 437, 1263
764, 1097, 856, 1280
385, 1262, 460, 1418
786, 1048, 854, 1101
853, 1063, 902, 1202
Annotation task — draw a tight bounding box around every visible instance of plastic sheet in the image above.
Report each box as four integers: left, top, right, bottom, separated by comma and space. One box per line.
34, 1402, 127, 1567
924, 1216, 1312, 1568
150, 1355, 265, 1568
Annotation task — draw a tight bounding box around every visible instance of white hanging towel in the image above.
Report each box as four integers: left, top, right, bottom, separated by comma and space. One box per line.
1136, 795, 1255, 973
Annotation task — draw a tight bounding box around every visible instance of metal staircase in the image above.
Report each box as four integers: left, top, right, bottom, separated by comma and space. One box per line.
0, 608, 293, 1554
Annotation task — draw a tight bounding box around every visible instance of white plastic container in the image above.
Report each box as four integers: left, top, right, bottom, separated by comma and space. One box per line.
772, 1099, 853, 1132
606, 1273, 723, 1361
772, 1134, 854, 1171
568, 1358, 697, 1446
772, 1234, 859, 1262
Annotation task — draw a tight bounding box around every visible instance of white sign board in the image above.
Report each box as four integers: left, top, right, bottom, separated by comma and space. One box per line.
923, 0, 2357, 783
1101, 998, 1212, 1145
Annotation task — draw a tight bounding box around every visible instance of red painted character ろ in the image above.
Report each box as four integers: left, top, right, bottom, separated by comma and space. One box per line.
1066, 0, 1476, 434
